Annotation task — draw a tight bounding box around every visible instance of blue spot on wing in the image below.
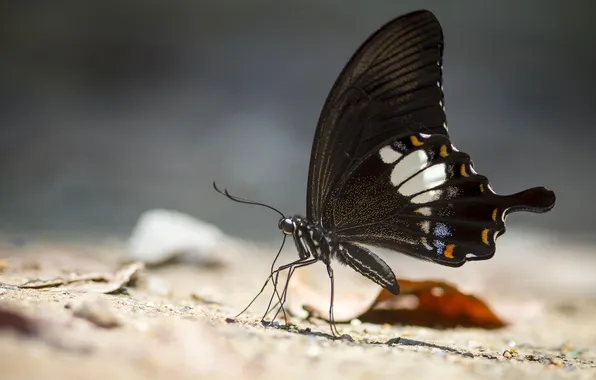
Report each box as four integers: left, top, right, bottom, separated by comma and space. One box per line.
433, 222, 451, 238
432, 239, 445, 255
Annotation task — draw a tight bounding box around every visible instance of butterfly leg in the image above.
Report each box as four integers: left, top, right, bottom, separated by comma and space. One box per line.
269, 266, 297, 324
263, 269, 288, 324
262, 257, 319, 326
269, 258, 319, 325
326, 264, 342, 337
263, 235, 288, 321
236, 256, 305, 319
261, 258, 305, 323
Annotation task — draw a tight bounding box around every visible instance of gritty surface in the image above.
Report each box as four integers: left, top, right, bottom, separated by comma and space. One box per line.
0, 236, 594, 380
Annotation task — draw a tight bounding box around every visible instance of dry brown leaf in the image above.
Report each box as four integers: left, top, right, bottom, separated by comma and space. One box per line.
289, 271, 506, 329
358, 279, 507, 329
14, 262, 144, 294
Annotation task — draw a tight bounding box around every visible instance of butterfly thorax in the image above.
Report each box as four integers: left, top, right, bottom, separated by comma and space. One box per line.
278, 215, 339, 264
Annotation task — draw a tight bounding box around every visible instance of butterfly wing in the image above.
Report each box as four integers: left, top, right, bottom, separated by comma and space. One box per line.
307, 10, 447, 224
306, 10, 556, 284
332, 132, 555, 268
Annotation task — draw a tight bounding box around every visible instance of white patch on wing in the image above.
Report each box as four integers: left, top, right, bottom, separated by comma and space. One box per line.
398, 163, 447, 196
379, 145, 402, 164
414, 207, 432, 216
390, 150, 428, 187
421, 237, 433, 251
411, 189, 443, 204
419, 220, 431, 234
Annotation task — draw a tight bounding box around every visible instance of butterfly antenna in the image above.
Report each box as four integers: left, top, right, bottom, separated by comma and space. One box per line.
235, 235, 287, 318
213, 182, 285, 219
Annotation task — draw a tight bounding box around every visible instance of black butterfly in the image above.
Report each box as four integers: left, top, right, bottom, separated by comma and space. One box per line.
215, 9, 555, 336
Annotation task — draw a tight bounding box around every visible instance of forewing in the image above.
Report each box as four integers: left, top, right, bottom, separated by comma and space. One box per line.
307, 10, 447, 223
334, 132, 556, 267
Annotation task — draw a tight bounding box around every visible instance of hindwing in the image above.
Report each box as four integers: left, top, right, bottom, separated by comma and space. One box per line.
333, 133, 555, 266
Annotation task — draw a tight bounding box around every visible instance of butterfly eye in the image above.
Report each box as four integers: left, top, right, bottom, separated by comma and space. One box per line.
278, 218, 295, 235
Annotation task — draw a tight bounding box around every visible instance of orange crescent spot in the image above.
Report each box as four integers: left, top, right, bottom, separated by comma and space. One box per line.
481, 229, 490, 245
439, 145, 448, 157
444, 244, 455, 258
492, 208, 498, 222
479, 183, 485, 193
460, 164, 469, 177
410, 135, 424, 146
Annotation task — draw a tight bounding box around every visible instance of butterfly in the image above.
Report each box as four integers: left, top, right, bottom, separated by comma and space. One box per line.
215, 9, 556, 336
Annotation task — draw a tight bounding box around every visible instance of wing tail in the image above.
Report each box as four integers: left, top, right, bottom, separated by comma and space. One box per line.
501, 187, 556, 214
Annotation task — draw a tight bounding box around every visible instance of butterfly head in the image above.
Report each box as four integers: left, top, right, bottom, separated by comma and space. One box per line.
278, 217, 296, 235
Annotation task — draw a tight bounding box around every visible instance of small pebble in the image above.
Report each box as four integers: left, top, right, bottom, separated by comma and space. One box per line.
179, 306, 193, 313
261, 320, 280, 328
564, 350, 582, 359
503, 349, 518, 360
225, 317, 236, 324
350, 318, 362, 326
550, 358, 564, 368
386, 337, 401, 346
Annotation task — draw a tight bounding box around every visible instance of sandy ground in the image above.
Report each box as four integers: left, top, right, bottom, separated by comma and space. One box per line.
0, 232, 595, 380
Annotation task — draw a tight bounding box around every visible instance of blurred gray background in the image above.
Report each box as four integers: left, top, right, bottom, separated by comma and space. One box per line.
1, 0, 594, 243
